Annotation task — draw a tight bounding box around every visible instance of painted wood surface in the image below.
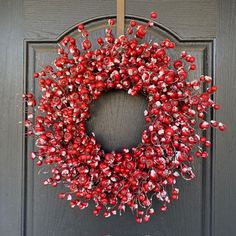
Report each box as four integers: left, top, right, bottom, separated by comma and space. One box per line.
0, 1, 235, 236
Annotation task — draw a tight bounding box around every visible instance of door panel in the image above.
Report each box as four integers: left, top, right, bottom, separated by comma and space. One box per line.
214, 1, 236, 235
24, 16, 213, 236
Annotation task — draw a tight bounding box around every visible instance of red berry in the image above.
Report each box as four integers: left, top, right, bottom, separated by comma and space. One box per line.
219, 123, 226, 131
77, 24, 84, 31
136, 217, 142, 223
150, 11, 157, 19
130, 20, 137, 27
108, 18, 115, 26
213, 104, 220, 110
82, 39, 92, 50
34, 73, 39, 78
190, 64, 196, 70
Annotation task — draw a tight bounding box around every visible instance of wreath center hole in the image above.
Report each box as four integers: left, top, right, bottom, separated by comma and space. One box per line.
86, 90, 147, 152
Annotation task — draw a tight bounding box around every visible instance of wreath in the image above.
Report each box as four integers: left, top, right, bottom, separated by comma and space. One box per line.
23, 11, 225, 223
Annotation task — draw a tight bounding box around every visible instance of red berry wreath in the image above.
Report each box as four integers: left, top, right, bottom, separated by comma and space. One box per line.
23, 11, 225, 223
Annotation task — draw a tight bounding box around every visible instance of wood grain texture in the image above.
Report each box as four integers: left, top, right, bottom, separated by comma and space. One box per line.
214, 1, 236, 235
4, 1, 236, 236
86, 91, 147, 152
24, 0, 216, 39
0, 0, 23, 236
24, 15, 214, 236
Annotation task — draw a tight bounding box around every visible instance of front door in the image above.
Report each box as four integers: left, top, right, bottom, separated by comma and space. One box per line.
0, 1, 235, 236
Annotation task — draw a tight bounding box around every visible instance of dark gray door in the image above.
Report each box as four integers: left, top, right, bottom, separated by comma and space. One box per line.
0, 1, 235, 236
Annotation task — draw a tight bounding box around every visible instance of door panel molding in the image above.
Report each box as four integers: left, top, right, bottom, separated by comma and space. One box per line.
22, 15, 215, 236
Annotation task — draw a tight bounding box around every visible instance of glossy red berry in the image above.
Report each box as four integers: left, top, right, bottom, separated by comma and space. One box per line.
150, 11, 157, 19
108, 18, 115, 26
130, 20, 137, 27
77, 24, 84, 31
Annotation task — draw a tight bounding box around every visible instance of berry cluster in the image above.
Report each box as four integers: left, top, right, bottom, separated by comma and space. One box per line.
23, 11, 225, 223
